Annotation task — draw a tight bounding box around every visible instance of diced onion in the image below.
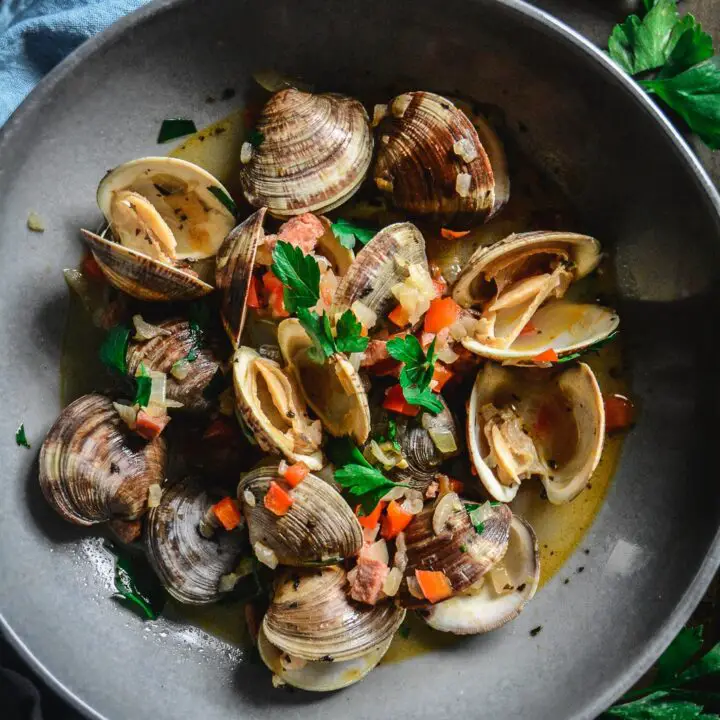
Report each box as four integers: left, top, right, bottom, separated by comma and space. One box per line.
455, 173, 472, 197
468, 501, 495, 530
449, 319, 469, 341
243, 489, 257, 507
406, 575, 424, 600
433, 491, 461, 535
171, 358, 191, 380
113, 401, 138, 430
372, 104, 388, 127
428, 428, 458, 454
400, 489, 424, 516
453, 137, 478, 163
365, 440, 402, 470
489, 561, 515, 594
391, 263, 436, 325
219, 573, 240, 593
351, 300, 377, 330
147, 483, 163, 508
254, 541, 279, 569
132, 314, 171, 341
271, 674, 286, 688
278, 459, 289, 476
164, 399, 184, 409
394, 531, 408, 571
437, 344, 459, 364
144, 370, 167, 416
364, 539, 390, 565
381, 486, 406, 502
240, 142, 254, 164
383, 567, 403, 597
363, 525, 379, 543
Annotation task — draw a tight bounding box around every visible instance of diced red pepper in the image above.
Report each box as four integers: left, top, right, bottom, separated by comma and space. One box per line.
135, 410, 170, 440
264, 481, 294, 516
246, 274, 263, 309
449, 479, 465, 494
262, 270, 284, 294
268, 289, 289, 318
532, 348, 559, 363
415, 569, 453, 603
604, 393, 635, 433
382, 384, 420, 417
283, 462, 309, 488
381, 500, 414, 539
431, 364, 454, 392
424, 297, 461, 334
440, 228, 471, 241
388, 304, 410, 328
519, 321, 537, 337
212, 497, 243, 531
356, 501, 386, 529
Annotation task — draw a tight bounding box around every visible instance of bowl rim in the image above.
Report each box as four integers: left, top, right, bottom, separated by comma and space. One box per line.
1, 1, 720, 719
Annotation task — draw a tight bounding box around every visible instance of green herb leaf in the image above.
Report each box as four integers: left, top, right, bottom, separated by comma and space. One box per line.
606, 691, 709, 719
325, 436, 373, 469
335, 309, 370, 353
133, 363, 152, 407
402, 385, 444, 414
677, 641, 720, 684
330, 218, 376, 250
642, 57, 720, 149
387, 335, 442, 414
248, 129, 265, 147
387, 334, 426, 367
334, 463, 408, 515
296, 308, 336, 362
208, 186, 238, 217
656, 626, 704, 683
99, 325, 130, 375
106, 542, 165, 621
157, 118, 198, 143
15, 423, 30, 449
659, 15, 714, 78
387, 418, 400, 450
271, 241, 321, 313
556, 331, 619, 364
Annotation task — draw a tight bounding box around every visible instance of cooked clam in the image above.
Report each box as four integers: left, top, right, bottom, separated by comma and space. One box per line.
240, 88, 374, 218
452, 231, 619, 362
39, 394, 166, 525
400, 493, 511, 608
126, 317, 221, 412
278, 319, 370, 443
373, 92, 508, 220
423, 515, 539, 634
232, 346, 323, 469
263, 565, 405, 661
238, 464, 363, 566
467, 362, 605, 504
145, 480, 244, 605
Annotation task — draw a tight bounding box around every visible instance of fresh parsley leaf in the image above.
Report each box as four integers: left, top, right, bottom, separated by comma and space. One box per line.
387, 335, 442, 414
325, 436, 372, 469
133, 364, 152, 407
608, 0, 681, 75
157, 118, 197, 143
402, 385, 444, 414
677, 641, 720, 684
387, 334, 426, 367
656, 626, 705, 684
296, 308, 336, 362
99, 325, 130, 375
387, 418, 401, 451
271, 241, 320, 313
330, 218, 376, 250
208, 186, 238, 217
642, 57, 720, 149
606, 691, 712, 719
556, 331, 618, 364
335, 309, 369, 353
15, 423, 30, 449
248, 129, 264, 147
659, 15, 714, 78
334, 463, 408, 515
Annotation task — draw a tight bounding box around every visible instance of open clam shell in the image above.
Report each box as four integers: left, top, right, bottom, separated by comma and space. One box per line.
240, 88, 374, 218
145, 480, 244, 605
232, 346, 323, 469
263, 566, 406, 662
258, 625, 393, 691
373, 91, 508, 221
126, 317, 221, 412
81, 229, 213, 302
423, 515, 539, 634
278, 319, 370, 443
238, 464, 363, 566
39, 394, 166, 525
467, 362, 605, 504
400, 493, 511, 608
332, 222, 428, 319
452, 231, 619, 362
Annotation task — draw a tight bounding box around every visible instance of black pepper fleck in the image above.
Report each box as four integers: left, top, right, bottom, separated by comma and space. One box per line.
530, 626, 542, 637
563, 578, 570, 585
577, 566, 585, 573
221, 87, 236, 101
517, 583, 526, 592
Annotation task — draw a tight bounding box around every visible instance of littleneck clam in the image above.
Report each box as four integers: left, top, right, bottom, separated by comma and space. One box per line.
467, 362, 605, 504
145, 480, 244, 605
278, 319, 370, 443
373, 91, 508, 221
238, 464, 363, 566
400, 493, 511, 608
423, 515, 539, 634
263, 566, 405, 661
126, 317, 221, 412
82, 157, 236, 301
240, 88, 374, 218
452, 231, 619, 361
232, 346, 323, 469
39, 394, 166, 525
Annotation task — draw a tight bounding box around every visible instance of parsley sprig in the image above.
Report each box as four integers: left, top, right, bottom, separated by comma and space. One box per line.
608, 0, 720, 148
271, 241, 368, 361
386, 335, 443, 414
330, 218, 376, 250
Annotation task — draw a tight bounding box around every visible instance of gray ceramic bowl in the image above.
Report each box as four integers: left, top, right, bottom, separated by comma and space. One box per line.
1, 1, 720, 718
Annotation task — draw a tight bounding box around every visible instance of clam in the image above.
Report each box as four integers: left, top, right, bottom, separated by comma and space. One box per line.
258, 625, 393, 692
145, 480, 244, 605
238, 464, 363, 566
467, 362, 605, 504
83, 157, 236, 300
263, 565, 405, 661
332, 222, 429, 321
126, 317, 222, 412
423, 515, 539, 634
452, 231, 619, 362
400, 493, 511, 608
240, 88, 374, 218
278, 319, 370, 443
39, 394, 166, 525
232, 346, 323, 469
373, 91, 508, 220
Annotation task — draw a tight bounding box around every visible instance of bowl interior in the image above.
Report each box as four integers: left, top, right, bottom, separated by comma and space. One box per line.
1, 1, 720, 719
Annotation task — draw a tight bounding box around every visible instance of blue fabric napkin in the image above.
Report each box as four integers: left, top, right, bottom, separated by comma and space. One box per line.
0, 0, 150, 126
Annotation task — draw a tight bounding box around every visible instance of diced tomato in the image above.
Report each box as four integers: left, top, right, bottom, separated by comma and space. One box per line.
532, 348, 559, 363
268, 289, 289, 318
519, 321, 537, 337
440, 228, 471, 241
382, 384, 420, 417
388, 304, 410, 328
246, 274, 263, 309
604, 393, 635, 433
381, 500, 413, 539
203, 418, 237, 442
264, 481, 294, 516
262, 270, 284, 294
356, 501, 386, 529
449, 479, 465, 494
135, 410, 170, 440
81, 252, 106, 282
283, 462, 309, 488
424, 297, 461, 334
431, 364, 454, 392
415, 569, 453, 603
212, 497, 243, 531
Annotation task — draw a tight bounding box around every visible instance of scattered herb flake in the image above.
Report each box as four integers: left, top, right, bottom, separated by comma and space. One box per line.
99, 325, 130, 375
247, 129, 264, 147
133, 364, 152, 407
15, 424, 30, 449
207, 185, 238, 217
157, 118, 198, 144
330, 218, 376, 250
557, 331, 619, 364
530, 626, 542, 637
